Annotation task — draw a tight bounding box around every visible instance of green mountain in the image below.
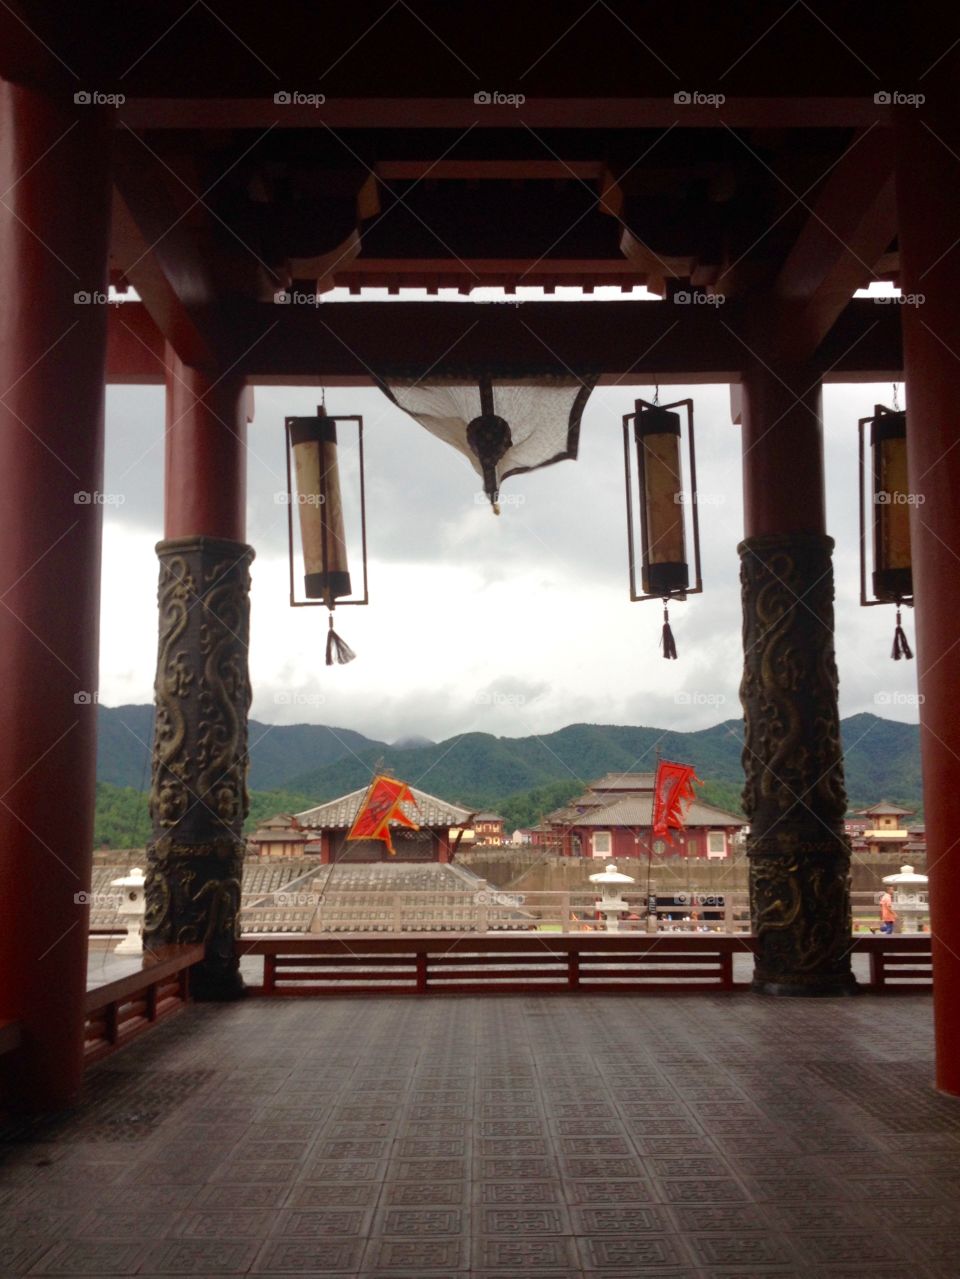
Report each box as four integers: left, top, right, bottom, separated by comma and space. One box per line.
97, 704, 385, 791
95, 706, 923, 839
281, 714, 922, 817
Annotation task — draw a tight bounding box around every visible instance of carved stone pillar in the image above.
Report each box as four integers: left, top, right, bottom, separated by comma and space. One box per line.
144, 536, 254, 1000
739, 532, 856, 995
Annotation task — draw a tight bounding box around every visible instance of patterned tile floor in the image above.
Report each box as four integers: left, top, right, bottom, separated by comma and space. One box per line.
1, 993, 958, 1277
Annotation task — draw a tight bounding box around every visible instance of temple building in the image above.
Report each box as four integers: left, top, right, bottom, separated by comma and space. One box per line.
294, 786, 474, 863
472, 812, 506, 845
542, 772, 745, 858
248, 813, 310, 859
856, 799, 916, 853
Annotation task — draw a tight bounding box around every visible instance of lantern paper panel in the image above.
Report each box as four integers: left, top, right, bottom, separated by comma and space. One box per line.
289, 412, 352, 602
622, 397, 701, 604
284, 406, 368, 613
380, 375, 597, 512
635, 406, 688, 597
871, 409, 912, 603
858, 403, 914, 661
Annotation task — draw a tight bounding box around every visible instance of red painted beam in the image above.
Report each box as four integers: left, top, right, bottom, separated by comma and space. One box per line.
118, 98, 892, 132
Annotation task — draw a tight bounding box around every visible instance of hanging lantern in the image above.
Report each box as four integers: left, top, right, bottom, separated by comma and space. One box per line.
378, 374, 597, 513
622, 397, 702, 659
285, 404, 368, 664
858, 404, 914, 660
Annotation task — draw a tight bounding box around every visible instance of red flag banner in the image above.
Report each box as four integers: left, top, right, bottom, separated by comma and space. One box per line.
652, 760, 701, 845
347, 775, 419, 855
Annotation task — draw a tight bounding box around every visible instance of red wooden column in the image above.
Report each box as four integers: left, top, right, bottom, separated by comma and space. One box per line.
895, 99, 960, 1095
163, 345, 249, 542
0, 82, 112, 1108
738, 358, 856, 995
142, 349, 254, 999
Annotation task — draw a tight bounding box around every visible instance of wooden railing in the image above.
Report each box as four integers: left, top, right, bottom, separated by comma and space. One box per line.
241, 932, 933, 996
853, 934, 933, 990
243, 933, 746, 995
83, 943, 204, 1064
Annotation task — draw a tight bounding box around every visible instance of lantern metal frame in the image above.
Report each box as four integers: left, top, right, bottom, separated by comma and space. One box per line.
858, 403, 914, 609
284, 411, 369, 609
622, 396, 703, 603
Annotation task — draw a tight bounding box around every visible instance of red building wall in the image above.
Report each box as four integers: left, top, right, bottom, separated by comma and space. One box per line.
571, 827, 727, 859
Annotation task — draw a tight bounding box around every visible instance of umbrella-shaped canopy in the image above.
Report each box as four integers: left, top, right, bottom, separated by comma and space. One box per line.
379, 374, 597, 512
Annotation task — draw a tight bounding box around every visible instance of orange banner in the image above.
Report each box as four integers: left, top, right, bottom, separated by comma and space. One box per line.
652, 760, 700, 845
347, 775, 419, 855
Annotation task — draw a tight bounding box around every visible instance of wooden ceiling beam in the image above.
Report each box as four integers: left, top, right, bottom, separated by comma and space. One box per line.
110, 139, 253, 372
773, 127, 898, 360
376, 161, 607, 181
105, 298, 901, 385
118, 98, 891, 132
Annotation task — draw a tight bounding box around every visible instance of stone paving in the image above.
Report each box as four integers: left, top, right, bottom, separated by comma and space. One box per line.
0, 993, 958, 1276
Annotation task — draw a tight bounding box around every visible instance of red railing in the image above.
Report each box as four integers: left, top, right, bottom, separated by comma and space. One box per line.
241, 932, 933, 996
244, 933, 745, 996
83, 943, 204, 1064
853, 934, 934, 990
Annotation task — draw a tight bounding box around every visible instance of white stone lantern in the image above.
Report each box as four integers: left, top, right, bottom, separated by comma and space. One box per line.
882, 864, 929, 934
589, 863, 635, 932
110, 867, 146, 954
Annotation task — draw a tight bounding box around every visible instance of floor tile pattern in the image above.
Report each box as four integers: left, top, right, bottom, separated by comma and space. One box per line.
0, 994, 957, 1276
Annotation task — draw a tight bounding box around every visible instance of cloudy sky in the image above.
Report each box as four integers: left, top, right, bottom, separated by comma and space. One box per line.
99, 288, 920, 745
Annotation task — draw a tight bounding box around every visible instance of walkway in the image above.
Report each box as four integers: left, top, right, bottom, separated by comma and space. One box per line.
0, 994, 957, 1276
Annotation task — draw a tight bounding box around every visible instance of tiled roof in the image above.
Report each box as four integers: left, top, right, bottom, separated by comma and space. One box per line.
857, 800, 915, 816
550, 795, 745, 829
473, 812, 504, 822
296, 785, 474, 830
590, 772, 656, 791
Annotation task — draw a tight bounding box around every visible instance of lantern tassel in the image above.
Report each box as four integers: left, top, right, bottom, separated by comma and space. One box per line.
326, 612, 356, 666
661, 602, 678, 660
891, 606, 913, 661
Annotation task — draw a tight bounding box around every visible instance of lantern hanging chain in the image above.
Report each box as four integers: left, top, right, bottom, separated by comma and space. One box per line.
660, 598, 678, 660
892, 601, 913, 661
892, 381, 900, 412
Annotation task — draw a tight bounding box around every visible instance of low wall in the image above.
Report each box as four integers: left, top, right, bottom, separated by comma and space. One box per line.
456, 846, 924, 896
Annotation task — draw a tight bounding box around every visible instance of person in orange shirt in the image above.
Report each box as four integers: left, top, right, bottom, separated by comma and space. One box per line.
879, 887, 897, 935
